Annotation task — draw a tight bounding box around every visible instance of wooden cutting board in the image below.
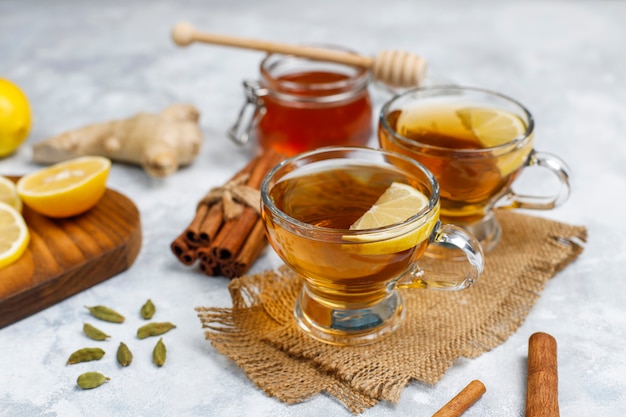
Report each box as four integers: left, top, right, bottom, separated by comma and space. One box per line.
0, 181, 142, 329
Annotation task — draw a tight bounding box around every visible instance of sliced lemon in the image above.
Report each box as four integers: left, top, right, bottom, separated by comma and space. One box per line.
456, 107, 526, 148
16, 156, 111, 218
0, 175, 22, 212
349, 182, 429, 229
0, 201, 30, 270
456, 107, 531, 176
343, 182, 439, 255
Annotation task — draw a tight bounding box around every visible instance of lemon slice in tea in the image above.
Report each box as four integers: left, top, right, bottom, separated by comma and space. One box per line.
456, 107, 526, 148
0, 201, 30, 270
456, 107, 531, 176
0, 175, 22, 212
343, 182, 439, 255
16, 156, 111, 218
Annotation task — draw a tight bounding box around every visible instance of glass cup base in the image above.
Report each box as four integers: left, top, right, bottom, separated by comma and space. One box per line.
294, 286, 405, 346
425, 212, 500, 259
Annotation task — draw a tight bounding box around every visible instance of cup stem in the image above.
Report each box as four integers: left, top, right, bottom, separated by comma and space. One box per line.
294, 283, 405, 346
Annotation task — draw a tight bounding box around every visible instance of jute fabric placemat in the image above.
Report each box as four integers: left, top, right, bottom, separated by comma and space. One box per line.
196, 211, 587, 413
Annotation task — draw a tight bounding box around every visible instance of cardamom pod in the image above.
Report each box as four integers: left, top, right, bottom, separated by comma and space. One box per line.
85, 305, 125, 323
67, 347, 106, 365
77, 372, 110, 390
137, 322, 176, 339
153, 337, 166, 367
83, 323, 110, 341
140, 299, 155, 320
116, 342, 133, 367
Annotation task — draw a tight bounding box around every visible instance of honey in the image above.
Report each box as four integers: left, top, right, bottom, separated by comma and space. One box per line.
229, 48, 373, 155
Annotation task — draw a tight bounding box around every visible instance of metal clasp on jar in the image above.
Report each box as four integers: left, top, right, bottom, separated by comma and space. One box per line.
227, 80, 268, 146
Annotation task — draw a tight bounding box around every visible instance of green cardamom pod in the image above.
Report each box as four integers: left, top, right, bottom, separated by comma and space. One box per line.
116, 342, 133, 367
77, 372, 110, 390
153, 337, 166, 367
85, 305, 125, 323
137, 322, 176, 339
83, 323, 110, 341
67, 347, 106, 365
140, 299, 155, 320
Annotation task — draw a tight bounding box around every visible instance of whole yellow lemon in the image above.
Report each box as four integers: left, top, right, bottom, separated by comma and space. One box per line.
0, 78, 32, 157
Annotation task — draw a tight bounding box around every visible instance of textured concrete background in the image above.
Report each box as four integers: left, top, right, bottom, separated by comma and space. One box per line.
1, 0, 624, 415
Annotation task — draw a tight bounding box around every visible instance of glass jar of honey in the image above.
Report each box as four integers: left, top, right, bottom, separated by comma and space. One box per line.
228, 46, 373, 156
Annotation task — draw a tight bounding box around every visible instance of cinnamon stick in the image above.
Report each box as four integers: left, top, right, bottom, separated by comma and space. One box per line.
205, 149, 284, 266
210, 206, 258, 262
196, 246, 213, 264
177, 153, 259, 249
220, 219, 268, 278
197, 202, 224, 245
184, 203, 210, 245
432, 380, 486, 417
192, 157, 254, 246
171, 233, 198, 266
171, 149, 285, 278
525, 332, 559, 417
199, 255, 221, 276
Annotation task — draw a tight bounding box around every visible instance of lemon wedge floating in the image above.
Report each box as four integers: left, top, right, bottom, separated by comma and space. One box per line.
0, 201, 30, 270
456, 107, 531, 176
16, 156, 111, 218
456, 107, 526, 148
0, 175, 22, 212
343, 182, 439, 255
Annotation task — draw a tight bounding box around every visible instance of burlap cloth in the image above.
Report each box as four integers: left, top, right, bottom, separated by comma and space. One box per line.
196, 211, 586, 413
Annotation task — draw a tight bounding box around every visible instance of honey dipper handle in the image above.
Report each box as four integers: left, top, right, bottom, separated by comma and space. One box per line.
172, 22, 373, 68
526, 332, 560, 417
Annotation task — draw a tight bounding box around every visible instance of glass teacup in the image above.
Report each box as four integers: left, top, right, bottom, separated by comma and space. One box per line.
378, 86, 571, 253
261, 147, 484, 346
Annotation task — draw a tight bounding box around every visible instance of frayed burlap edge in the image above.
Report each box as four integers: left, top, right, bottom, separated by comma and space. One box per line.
196, 269, 378, 413
197, 211, 587, 414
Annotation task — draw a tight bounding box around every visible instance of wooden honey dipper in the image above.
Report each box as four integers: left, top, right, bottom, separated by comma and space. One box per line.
171, 22, 427, 88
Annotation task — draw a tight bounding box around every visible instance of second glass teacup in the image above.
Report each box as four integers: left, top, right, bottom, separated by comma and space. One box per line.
261, 147, 484, 346
379, 86, 571, 252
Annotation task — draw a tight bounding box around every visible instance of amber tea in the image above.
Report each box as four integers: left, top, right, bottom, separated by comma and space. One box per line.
261, 147, 484, 345
266, 164, 433, 305
379, 86, 570, 252
380, 102, 533, 224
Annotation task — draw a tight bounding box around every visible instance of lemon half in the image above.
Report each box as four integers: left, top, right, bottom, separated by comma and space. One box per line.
16, 156, 111, 218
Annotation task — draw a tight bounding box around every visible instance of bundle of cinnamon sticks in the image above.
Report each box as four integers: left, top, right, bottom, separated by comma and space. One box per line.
170, 150, 285, 278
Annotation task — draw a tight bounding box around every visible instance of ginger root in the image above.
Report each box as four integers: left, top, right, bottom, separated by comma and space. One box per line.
32, 104, 203, 178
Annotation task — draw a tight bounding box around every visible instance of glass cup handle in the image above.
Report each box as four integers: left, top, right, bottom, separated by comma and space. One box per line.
227, 80, 267, 146
396, 224, 485, 291
498, 150, 571, 210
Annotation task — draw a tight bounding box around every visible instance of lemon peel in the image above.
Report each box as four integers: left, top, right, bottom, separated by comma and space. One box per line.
0, 175, 22, 212
0, 201, 30, 270
343, 182, 438, 255
0, 78, 32, 157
